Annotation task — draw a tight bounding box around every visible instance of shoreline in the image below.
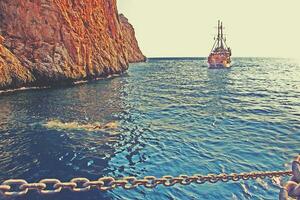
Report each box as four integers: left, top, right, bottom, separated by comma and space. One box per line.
0, 57, 148, 95
0, 72, 125, 95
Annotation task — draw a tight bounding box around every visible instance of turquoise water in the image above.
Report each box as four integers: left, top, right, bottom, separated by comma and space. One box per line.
0, 58, 300, 199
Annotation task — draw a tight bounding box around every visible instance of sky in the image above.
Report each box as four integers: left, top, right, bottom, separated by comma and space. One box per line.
117, 0, 300, 58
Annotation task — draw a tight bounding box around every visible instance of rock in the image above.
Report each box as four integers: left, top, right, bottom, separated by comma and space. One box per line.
0, 41, 34, 90
0, 35, 4, 44
119, 14, 147, 63
0, 0, 145, 90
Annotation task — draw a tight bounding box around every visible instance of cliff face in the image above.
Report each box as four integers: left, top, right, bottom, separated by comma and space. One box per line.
0, 36, 34, 89
119, 14, 146, 63
0, 0, 145, 90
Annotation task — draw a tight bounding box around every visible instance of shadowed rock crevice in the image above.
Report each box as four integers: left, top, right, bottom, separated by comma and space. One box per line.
0, 0, 145, 90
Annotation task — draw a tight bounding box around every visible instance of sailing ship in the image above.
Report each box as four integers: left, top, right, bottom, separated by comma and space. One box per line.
208, 20, 232, 68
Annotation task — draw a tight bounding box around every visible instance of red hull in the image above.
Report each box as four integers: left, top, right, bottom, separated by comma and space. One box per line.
208, 53, 231, 68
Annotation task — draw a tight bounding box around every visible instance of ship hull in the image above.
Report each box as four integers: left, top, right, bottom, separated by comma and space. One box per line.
208, 54, 231, 69
208, 62, 231, 69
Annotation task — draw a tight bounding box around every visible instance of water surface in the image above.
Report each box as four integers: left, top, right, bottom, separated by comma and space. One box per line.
0, 58, 300, 199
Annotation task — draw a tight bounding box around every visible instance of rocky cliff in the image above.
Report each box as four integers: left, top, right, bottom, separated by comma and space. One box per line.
119, 14, 146, 63
0, 35, 34, 90
0, 0, 145, 90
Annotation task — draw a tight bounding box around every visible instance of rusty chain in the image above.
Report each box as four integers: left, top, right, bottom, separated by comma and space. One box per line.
0, 170, 292, 197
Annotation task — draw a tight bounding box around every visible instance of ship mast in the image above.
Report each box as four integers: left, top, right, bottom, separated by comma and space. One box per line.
210, 20, 229, 53
217, 20, 220, 48
220, 22, 224, 49
216, 20, 225, 49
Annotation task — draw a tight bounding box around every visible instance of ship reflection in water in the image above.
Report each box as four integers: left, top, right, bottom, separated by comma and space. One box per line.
0, 58, 300, 199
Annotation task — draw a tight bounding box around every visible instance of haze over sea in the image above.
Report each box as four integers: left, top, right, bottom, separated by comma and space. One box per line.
0, 58, 300, 199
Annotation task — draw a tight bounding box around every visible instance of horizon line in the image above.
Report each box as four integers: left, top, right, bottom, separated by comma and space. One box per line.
146, 56, 297, 59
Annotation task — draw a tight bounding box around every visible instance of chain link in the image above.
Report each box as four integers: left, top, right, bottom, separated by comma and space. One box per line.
1, 179, 29, 197
0, 170, 292, 197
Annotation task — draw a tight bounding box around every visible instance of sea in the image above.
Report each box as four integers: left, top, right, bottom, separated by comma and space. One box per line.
0, 57, 300, 200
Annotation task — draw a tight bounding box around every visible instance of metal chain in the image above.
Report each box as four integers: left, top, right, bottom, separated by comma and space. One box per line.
0, 170, 292, 197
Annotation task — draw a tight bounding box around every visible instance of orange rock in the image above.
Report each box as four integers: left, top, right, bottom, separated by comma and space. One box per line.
0, 41, 34, 90
0, 35, 4, 44
119, 14, 146, 63
0, 0, 145, 89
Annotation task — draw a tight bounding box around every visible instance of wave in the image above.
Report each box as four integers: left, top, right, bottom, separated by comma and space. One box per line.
0, 86, 50, 95
43, 119, 118, 132
0, 73, 123, 95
